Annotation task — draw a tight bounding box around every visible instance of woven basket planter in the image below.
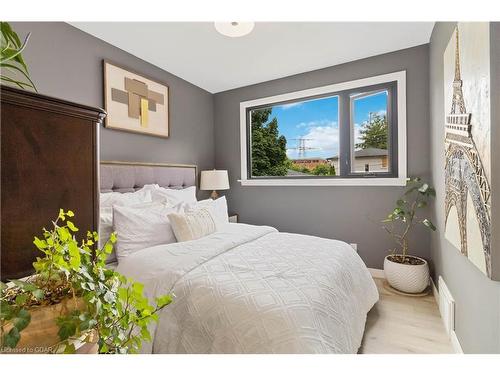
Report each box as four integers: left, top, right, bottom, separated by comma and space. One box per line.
383, 255, 430, 294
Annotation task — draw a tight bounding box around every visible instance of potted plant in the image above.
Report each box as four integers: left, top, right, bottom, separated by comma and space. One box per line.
0, 209, 172, 354
1, 21, 37, 91
382, 177, 436, 294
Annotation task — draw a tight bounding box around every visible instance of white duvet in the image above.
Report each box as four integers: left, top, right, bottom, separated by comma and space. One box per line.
116, 223, 379, 354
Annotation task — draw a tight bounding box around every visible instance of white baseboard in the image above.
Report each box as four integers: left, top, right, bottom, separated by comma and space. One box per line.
368, 268, 385, 279
451, 330, 464, 354
431, 277, 439, 306
433, 276, 464, 354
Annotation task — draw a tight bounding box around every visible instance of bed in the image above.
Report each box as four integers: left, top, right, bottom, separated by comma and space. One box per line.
100, 161, 379, 354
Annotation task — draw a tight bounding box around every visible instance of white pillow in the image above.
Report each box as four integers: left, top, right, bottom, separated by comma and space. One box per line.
112, 201, 182, 261
99, 185, 158, 263
187, 196, 229, 224
151, 186, 197, 206
100, 184, 157, 208
168, 206, 219, 242
100, 192, 119, 208
98, 208, 115, 258
98, 207, 116, 263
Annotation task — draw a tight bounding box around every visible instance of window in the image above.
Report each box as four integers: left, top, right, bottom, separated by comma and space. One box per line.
249, 95, 339, 178
239, 71, 406, 186
350, 89, 394, 175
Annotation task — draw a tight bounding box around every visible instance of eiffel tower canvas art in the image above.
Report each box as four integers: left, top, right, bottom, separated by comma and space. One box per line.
443, 23, 492, 278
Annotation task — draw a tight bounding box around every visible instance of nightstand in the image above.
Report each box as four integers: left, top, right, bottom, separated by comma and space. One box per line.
229, 213, 239, 223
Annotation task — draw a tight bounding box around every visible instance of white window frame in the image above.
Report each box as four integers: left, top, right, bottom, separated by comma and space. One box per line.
239, 71, 407, 186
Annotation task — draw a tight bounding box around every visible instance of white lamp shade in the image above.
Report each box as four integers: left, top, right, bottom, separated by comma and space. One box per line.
200, 170, 230, 191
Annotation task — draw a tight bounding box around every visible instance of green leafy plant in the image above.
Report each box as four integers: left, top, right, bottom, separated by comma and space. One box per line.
311, 163, 335, 176
356, 112, 388, 150
287, 162, 336, 176
1, 21, 37, 91
382, 177, 436, 263
0, 209, 172, 353
251, 108, 289, 176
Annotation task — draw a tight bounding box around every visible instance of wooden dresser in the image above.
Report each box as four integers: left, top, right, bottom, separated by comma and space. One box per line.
1, 85, 106, 280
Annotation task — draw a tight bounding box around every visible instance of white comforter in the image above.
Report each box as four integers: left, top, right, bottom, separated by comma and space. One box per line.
116, 223, 378, 354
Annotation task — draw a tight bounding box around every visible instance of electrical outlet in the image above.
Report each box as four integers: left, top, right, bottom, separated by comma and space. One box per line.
350, 243, 358, 252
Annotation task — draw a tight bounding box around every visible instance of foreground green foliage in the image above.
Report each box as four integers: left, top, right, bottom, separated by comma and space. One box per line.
382, 178, 436, 258
0, 210, 172, 353
0, 22, 37, 91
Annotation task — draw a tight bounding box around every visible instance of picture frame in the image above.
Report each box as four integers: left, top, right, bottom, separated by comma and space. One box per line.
103, 60, 169, 138
443, 23, 492, 278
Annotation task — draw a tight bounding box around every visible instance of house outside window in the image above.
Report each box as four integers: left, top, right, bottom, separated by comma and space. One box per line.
239, 71, 407, 186
328, 148, 389, 174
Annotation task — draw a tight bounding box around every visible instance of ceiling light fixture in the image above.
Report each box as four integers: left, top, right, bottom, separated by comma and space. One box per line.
214, 22, 255, 38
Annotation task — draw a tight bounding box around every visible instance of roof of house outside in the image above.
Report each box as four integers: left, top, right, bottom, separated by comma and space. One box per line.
326, 148, 388, 160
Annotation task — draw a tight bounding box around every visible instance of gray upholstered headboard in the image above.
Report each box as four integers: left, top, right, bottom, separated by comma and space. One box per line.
100, 161, 197, 193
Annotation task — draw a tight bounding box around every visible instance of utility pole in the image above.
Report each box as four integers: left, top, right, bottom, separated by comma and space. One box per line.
288, 137, 317, 158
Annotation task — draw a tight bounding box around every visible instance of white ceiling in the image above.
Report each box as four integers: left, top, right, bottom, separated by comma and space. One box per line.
70, 22, 434, 93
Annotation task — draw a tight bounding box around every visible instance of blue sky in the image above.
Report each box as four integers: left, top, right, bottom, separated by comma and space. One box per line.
259, 91, 388, 159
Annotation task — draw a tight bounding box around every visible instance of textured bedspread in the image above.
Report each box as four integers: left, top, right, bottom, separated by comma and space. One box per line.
116, 223, 378, 353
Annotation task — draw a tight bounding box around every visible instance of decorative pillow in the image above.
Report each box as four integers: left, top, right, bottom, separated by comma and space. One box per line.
187, 196, 229, 225
112, 201, 183, 262
168, 206, 219, 242
151, 186, 197, 206
99, 185, 158, 263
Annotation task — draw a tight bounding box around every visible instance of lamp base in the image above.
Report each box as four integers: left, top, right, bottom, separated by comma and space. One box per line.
210, 190, 219, 200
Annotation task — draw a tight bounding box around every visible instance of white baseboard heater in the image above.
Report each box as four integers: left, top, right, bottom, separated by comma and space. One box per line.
438, 276, 455, 335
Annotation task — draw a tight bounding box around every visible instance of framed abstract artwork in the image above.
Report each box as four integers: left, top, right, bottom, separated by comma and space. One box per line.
103, 60, 169, 137
443, 23, 493, 278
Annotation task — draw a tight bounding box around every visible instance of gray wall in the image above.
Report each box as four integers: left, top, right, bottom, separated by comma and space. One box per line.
214, 45, 430, 269
11, 22, 215, 191
429, 22, 500, 353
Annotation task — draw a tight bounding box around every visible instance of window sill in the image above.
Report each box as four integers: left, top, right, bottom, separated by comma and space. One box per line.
238, 177, 407, 187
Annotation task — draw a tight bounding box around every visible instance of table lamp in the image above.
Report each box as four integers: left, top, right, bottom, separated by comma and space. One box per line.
200, 169, 229, 199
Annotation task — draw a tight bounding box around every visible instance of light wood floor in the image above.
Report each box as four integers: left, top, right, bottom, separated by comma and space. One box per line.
359, 277, 454, 354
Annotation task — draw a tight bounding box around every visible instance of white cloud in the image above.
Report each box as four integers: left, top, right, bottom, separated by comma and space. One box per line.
287, 115, 382, 158
280, 102, 303, 110
296, 119, 333, 129
305, 126, 339, 153
287, 122, 339, 159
